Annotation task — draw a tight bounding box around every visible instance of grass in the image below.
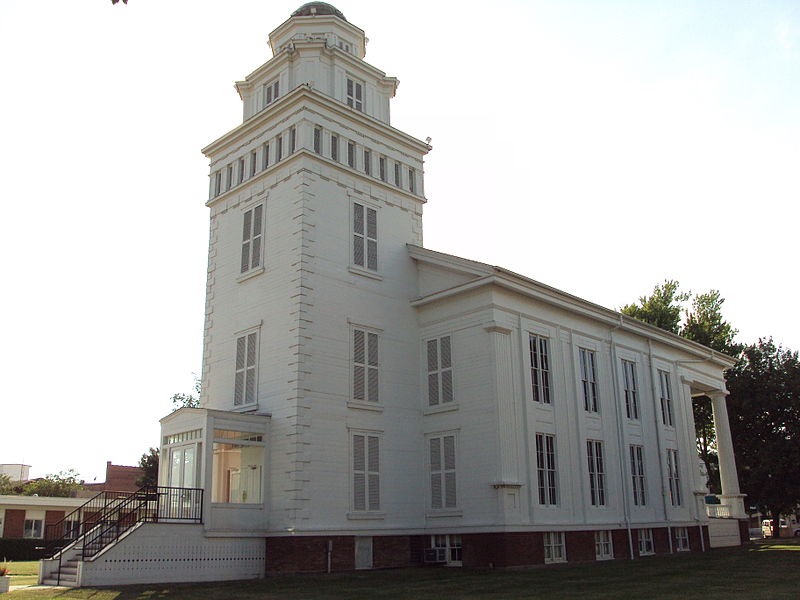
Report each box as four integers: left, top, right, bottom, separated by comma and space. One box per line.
7, 538, 800, 600
5, 561, 39, 587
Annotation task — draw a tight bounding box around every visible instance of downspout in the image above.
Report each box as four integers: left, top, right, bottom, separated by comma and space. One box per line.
648, 339, 673, 554
610, 316, 635, 560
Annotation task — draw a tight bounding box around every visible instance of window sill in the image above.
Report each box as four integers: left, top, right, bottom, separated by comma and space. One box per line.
347, 401, 383, 412
348, 266, 383, 281
545, 558, 566, 565
232, 402, 259, 413
237, 266, 265, 283
425, 510, 463, 518
423, 403, 458, 416
347, 512, 385, 520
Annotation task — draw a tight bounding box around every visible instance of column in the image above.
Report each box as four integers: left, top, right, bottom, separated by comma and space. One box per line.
710, 391, 746, 518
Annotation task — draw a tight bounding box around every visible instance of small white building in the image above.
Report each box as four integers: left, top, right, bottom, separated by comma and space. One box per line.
41, 2, 747, 585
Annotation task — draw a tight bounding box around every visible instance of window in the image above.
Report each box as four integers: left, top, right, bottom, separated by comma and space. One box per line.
64, 520, 80, 539
263, 79, 279, 108
394, 162, 401, 186
262, 143, 270, 170
427, 336, 453, 406
595, 530, 613, 560
226, 163, 233, 191
214, 171, 222, 197
347, 141, 356, 168
621, 359, 639, 419
408, 167, 416, 193
674, 526, 690, 551
430, 535, 462, 565
240, 204, 264, 274
289, 128, 296, 154
579, 348, 598, 412
379, 157, 386, 181
529, 334, 551, 404
352, 327, 379, 403
667, 449, 681, 506
234, 331, 258, 406
331, 135, 339, 161
352, 202, 378, 271
346, 77, 364, 111
212, 429, 265, 504
313, 127, 322, 154
337, 40, 353, 54
543, 532, 565, 564
658, 369, 674, 426
587, 440, 606, 506
238, 157, 245, 184
250, 151, 257, 177
23, 519, 43, 539
276, 134, 283, 162
535, 433, 557, 506
352, 433, 380, 511
364, 149, 371, 175
429, 434, 457, 509
629, 444, 646, 506
638, 528, 654, 555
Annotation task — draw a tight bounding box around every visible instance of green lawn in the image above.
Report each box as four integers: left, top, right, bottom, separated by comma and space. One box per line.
7, 538, 800, 600
4, 561, 39, 587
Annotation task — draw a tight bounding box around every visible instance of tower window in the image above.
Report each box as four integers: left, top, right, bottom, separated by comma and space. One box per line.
263, 79, 279, 109
331, 135, 339, 162
353, 202, 377, 271
394, 162, 401, 187
348, 141, 356, 168
289, 128, 296, 154
314, 127, 322, 154
214, 171, 222, 197
234, 331, 258, 406
250, 151, 257, 177
364, 150, 371, 176
238, 158, 245, 184
276, 135, 283, 162
226, 164, 233, 191
408, 168, 416, 193
240, 204, 264, 274
346, 77, 364, 112
379, 157, 386, 182
262, 143, 270, 170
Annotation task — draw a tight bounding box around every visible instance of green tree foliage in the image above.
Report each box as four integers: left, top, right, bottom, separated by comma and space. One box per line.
21, 470, 83, 497
726, 339, 800, 537
171, 374, 201, 412
683, 290, 741, 355
620, 280, 689, 334
0, 474, 14, 494
136, 447, 160, 488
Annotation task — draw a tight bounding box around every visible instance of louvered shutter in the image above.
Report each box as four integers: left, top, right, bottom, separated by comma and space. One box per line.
427, 340, 439, 405
443, 435, 456, 508
353, 203, 365, 267
366, 208, 377, 270
430, 438, 442, 509
367, 436, 380, 511
241, 209, 252, 273
234, 335, 245, 405
353, 329, 365, 400
367, 332, 379, 402
353, 434, 365, 511
440, 336, 453, 403
245, 332, 257, 404
251, 205, 263, 269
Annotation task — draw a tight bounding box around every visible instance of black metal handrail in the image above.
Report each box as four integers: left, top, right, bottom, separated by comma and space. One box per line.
44, 486, 203, 585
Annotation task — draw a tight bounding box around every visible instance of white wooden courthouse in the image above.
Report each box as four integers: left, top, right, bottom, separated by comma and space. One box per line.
40, 2, 747, 586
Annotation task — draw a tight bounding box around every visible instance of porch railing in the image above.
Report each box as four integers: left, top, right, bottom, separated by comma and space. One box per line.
706, 504, 732, 518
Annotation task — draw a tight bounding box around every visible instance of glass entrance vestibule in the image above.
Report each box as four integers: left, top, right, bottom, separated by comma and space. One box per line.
159, 407, 270, 532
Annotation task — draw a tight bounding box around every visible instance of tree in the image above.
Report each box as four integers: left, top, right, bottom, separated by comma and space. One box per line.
620, 280, 689, 334
682, 290, 741, 355
726, 339, 800, 537
0, 474, 14, 495
21, 470, 83, 497
136, 447, 159, 488
171, 374, 201, 411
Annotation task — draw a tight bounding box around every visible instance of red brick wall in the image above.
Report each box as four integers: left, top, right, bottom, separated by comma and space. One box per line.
612, 529, 631, 559
3, 509, 25, 538
463, 532, 545, 568
653, 527, 670, 554
566, 530, 596, 562
266, 536, 355, 574
373, 535, 411, 569
687, 524, 710, 550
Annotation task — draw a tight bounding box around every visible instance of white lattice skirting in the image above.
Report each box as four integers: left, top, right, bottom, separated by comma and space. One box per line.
79, 523, 264, 586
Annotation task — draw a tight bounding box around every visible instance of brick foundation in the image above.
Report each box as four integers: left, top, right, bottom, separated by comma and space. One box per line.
264, 525, 716, 573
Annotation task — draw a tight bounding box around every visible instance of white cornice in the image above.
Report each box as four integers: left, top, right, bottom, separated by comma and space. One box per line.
408, 247, 736, 368
201, 84, 430, 158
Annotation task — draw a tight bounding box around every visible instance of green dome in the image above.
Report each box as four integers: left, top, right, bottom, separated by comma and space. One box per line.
291, 2, 347, 21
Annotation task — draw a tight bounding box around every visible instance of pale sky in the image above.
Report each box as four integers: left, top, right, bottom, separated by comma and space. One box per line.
1, 0, 797, 483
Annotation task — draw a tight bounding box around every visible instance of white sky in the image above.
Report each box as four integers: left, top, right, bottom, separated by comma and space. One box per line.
1, 0, 797, 483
